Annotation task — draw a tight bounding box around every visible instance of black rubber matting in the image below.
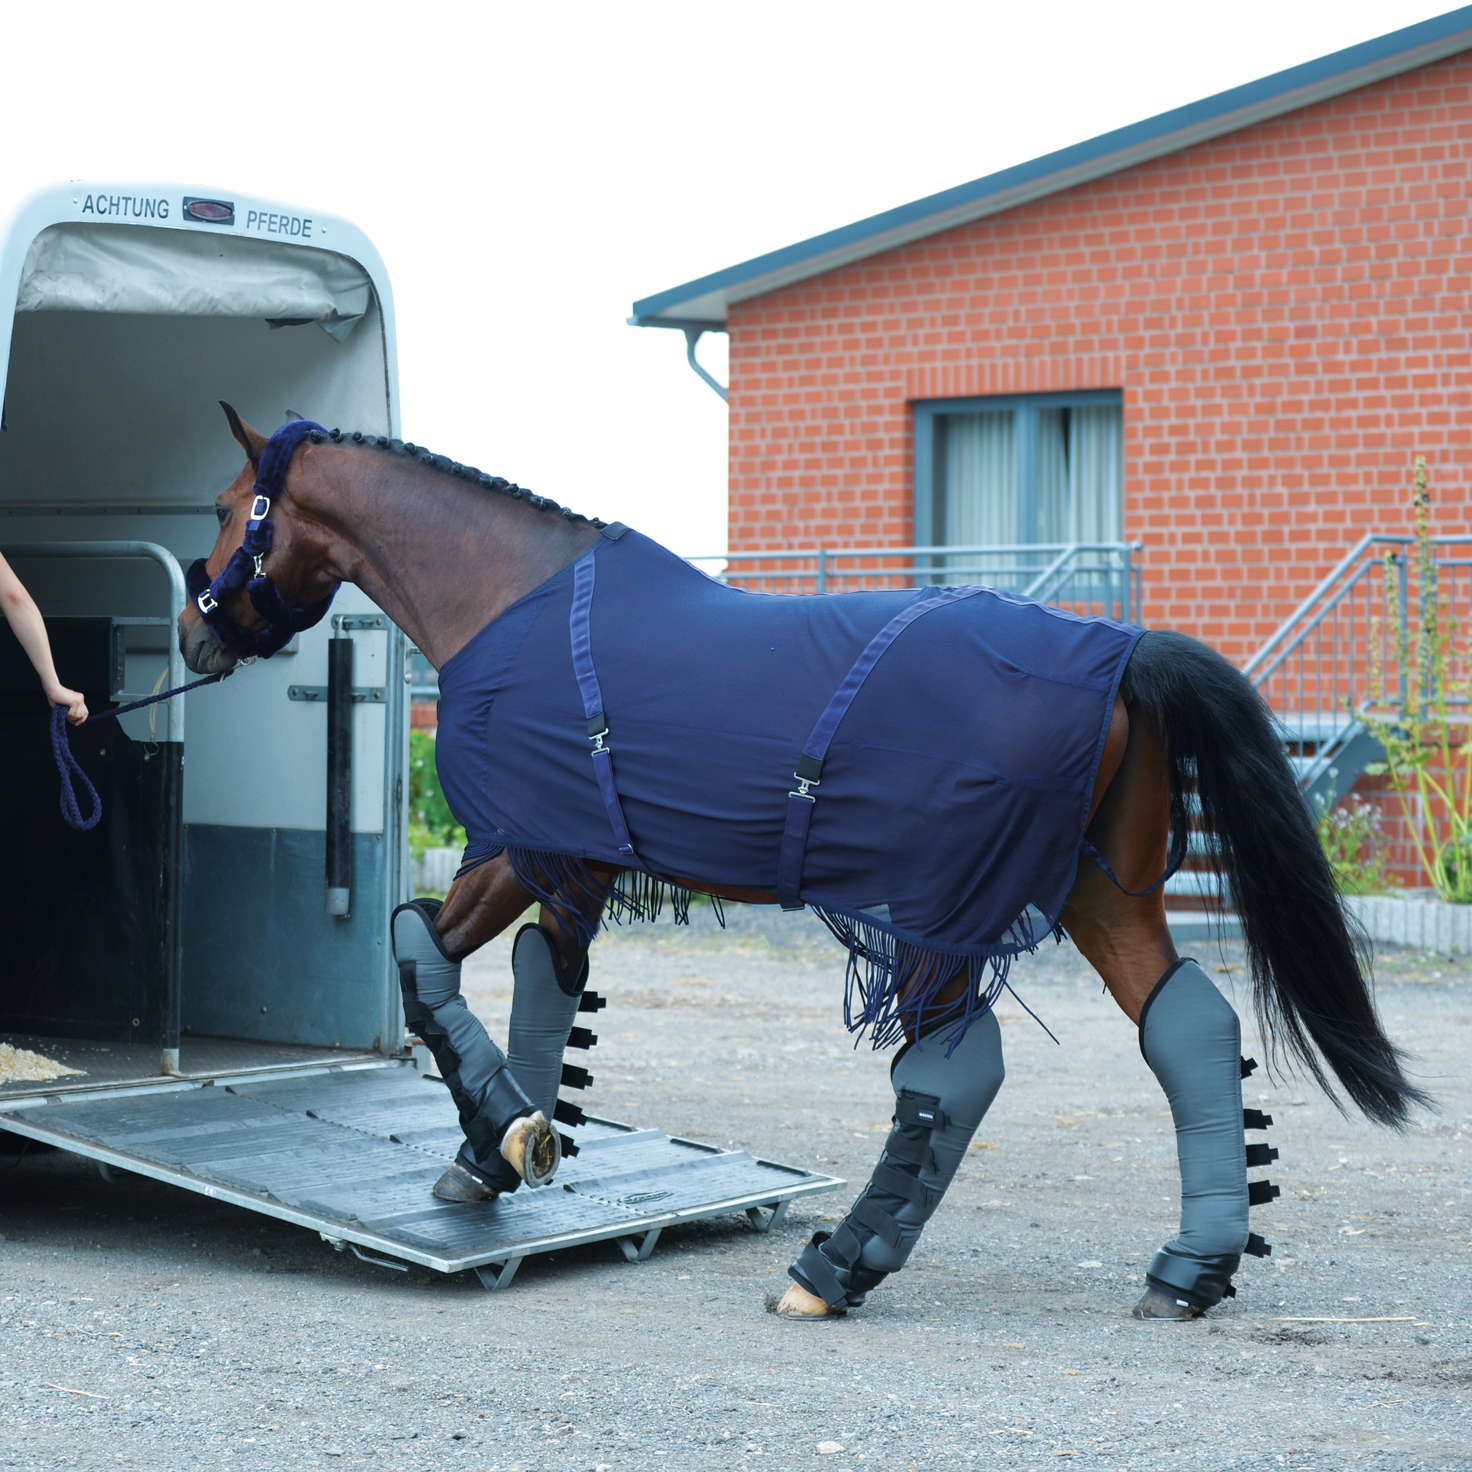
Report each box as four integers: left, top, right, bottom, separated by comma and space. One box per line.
0, 1059, 841, 1288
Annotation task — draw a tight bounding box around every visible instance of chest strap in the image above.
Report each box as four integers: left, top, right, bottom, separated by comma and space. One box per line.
777, 586, 985, 911
569, 547, 638, 859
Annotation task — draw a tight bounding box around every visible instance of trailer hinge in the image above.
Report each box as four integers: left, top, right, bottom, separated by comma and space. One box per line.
332, 613, 387, 631
288, 685, 385, 703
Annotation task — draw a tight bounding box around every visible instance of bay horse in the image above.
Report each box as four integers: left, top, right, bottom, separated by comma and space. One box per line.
177, 409, 1427, 1321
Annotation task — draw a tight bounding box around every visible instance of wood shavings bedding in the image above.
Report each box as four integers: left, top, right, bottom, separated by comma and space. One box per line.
0, 1042, 83, 1084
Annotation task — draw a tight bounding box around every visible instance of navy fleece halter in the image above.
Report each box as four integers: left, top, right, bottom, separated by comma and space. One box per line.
185, 418, 337, 658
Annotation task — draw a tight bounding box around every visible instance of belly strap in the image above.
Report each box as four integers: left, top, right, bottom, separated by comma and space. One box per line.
777, 586, 985, 911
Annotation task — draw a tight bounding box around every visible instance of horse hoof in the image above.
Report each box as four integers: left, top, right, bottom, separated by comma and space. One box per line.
768, 1282, 844, 1319
1131, 1284, 1206, 1321
432, 1161, 499, 1203
501, 1111, 561, 1187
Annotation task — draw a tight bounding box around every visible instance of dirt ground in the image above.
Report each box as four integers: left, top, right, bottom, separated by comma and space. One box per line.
1, 905, 1468, 1472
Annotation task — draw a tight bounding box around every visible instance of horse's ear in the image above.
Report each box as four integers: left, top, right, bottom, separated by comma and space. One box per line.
219, 401, 266, 467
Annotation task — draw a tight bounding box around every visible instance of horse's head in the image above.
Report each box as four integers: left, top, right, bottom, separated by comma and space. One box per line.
177, 404, 343, 673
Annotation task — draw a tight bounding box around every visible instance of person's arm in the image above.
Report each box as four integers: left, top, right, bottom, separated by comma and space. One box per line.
0, 551, 88, 724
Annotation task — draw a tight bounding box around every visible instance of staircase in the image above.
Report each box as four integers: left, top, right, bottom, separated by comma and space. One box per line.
1164, 533, 1472, 940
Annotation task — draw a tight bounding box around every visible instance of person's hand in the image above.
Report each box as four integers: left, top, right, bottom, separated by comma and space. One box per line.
46, 684, 89, 725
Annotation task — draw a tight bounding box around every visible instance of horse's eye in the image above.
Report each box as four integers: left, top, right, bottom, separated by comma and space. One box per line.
215, 505, 230, 527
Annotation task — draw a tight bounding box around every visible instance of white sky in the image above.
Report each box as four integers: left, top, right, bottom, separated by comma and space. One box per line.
0, 0, 1457, 554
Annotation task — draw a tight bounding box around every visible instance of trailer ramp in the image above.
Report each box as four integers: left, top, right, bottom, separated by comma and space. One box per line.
0, 1059, 840, 1288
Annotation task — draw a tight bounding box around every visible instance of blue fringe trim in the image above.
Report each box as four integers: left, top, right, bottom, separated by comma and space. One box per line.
504, 846, 725, 948
811, 905, 1060, 1052
503, 844, 1058, 1053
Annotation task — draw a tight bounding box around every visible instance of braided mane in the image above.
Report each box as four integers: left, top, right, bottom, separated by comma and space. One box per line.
306, 427, 605, 529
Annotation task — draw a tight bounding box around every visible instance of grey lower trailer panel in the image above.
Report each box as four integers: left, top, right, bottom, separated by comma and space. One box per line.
0, 1059, 841, 1288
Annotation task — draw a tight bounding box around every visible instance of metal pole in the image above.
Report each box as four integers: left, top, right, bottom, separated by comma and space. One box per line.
0, 541, 187, 740
326, 637, 354, 918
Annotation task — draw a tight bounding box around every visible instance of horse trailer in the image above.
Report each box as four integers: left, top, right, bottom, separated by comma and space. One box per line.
0, 182, 835, 1286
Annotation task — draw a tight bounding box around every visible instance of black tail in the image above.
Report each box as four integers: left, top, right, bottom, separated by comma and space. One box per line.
1121, 629, 1432, 1127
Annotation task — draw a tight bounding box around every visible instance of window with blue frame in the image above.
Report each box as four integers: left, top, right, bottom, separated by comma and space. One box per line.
914, 391, 1123, 557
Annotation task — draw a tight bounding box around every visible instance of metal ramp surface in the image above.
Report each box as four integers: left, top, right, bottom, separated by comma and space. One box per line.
0, 1059, 841, 1289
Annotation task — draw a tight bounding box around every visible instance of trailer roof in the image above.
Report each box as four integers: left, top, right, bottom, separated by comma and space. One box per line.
629, 7, 1472, 330
0, 180, 398, 424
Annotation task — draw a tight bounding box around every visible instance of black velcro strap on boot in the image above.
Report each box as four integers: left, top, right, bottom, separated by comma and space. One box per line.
561, 1064, 593, 1090
397, 985, 523, 1193
1245, 1143, 1279, 1168
566, 1027, 598, 1051
789, 1230, 888, 1311
869, 1163, 932, 1209
1245, 1233, 1272, 1257
1240, 1056, 1258, 1078
1248, 1179, 1281, 1206
558, 1132, 580, 1158
880, 1130, 930, 1168
849, 1196, 907, 1251
1243, 1108, 1273, 1130
578, 990, 607, 1013
1145, 1247, 1241, 1310
789, 1233, 852, 1308
554, 1098, 587, 1127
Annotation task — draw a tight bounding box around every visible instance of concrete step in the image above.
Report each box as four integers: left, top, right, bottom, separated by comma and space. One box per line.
1166, 908, 1242, 943
1164, 868, 1228, 902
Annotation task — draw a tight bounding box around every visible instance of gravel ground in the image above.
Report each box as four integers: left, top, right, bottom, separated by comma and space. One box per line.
1, 904, 1468, 1472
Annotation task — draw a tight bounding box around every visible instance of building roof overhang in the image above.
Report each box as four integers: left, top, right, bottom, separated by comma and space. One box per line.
630, 8, 1472, 331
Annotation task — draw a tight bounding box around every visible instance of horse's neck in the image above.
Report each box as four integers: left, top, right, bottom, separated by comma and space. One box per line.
306, 450, 602, 668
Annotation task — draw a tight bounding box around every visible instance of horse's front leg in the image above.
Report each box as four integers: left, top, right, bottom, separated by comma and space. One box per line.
502, 872, 612, 1147
774, 979, 1007, 1319
392, 856, 566, 1202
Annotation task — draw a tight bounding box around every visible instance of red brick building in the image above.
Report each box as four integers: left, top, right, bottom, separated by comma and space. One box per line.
633, 10, 1471, 668
632, 11, 1472, 894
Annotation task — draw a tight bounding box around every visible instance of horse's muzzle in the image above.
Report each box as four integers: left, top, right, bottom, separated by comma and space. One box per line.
178, 613, 238, 676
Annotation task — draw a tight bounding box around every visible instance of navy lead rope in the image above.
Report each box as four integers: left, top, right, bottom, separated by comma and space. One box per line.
50, 669, 232, 831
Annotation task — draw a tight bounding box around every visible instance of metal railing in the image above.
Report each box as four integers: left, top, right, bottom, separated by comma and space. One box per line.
3, 540, 189, 741
690, 542, 1142, 621
1244, 534, 1472, 799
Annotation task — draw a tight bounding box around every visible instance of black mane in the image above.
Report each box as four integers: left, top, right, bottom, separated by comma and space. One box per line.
308, 427, 604, 529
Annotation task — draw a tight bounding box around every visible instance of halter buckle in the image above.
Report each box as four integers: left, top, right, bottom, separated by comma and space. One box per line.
249, 494, 271, 521
196, 589, 219, 614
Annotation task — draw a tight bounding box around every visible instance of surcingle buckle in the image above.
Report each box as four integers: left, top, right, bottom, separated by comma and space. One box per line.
789, 753, 823, 803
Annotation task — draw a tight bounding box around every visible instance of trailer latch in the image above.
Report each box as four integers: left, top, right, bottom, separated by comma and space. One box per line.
287, 685, 384, 703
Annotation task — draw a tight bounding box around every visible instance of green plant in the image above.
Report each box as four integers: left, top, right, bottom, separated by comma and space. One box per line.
1360, 456, 1472, 902
1314, 794, 1391, 896
408, 728, 466, 860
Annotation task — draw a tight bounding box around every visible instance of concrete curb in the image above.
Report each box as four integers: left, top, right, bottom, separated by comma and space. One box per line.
1345, 892, 1472, 955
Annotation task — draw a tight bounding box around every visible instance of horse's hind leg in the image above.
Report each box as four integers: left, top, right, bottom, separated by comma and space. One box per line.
1063, 704, 1269, 1321
775, 987, 1006, 1319
393, 856, 571, 1202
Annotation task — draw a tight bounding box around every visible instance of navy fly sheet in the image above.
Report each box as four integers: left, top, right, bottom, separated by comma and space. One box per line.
436, 528, 1144, 1045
